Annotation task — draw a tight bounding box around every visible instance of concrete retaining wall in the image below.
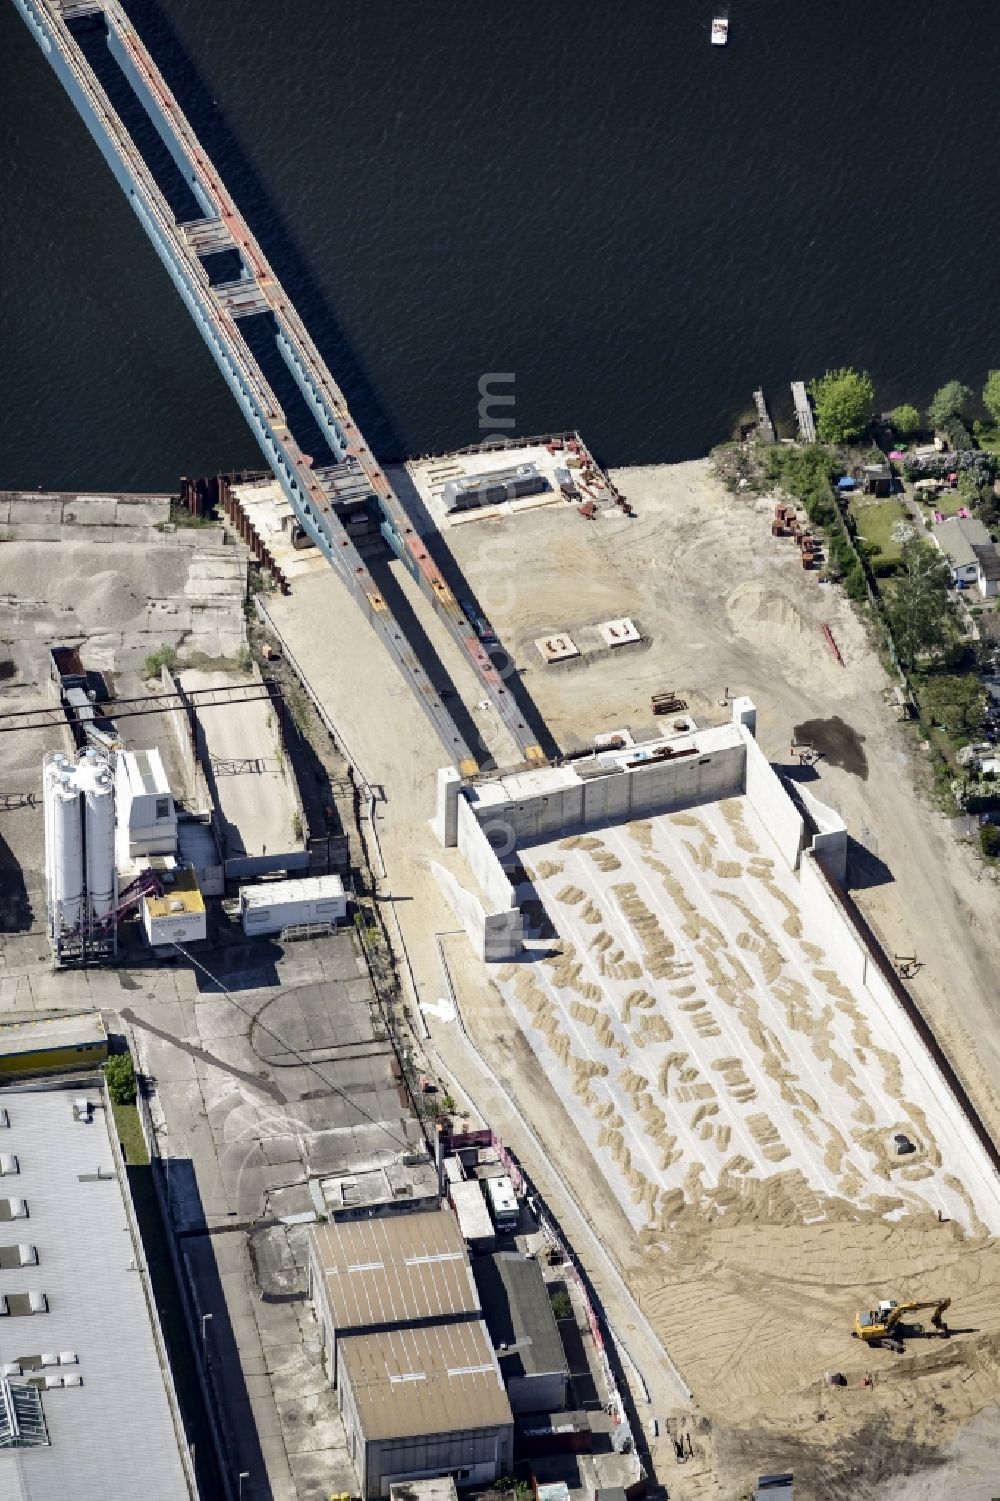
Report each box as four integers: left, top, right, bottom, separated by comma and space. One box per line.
470, 745, 746, 851
742, 729, 804, 870
798, 851, 1000, 1181
431, 860, 522, 962
457, 796, 518, 913
798, 849, 868, 991
797, 783, 849, 884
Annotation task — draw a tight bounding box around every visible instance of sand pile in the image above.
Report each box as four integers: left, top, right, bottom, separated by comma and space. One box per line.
724, 580, 830, 669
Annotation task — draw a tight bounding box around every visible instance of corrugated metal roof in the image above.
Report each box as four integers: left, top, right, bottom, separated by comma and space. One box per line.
339, 1320, 512, 1441
473, 1252, 568, 1379
310, 1210, 480, 1332
0, 1084, 192, 1498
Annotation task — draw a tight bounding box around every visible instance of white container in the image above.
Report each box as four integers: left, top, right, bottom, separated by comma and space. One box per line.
240, 875, 346, 936
44, 767, 84, 934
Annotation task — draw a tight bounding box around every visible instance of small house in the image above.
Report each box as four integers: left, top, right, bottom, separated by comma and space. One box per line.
972, 543, 1000, 600
863, 463, 892, 497
931, 516, 993, 587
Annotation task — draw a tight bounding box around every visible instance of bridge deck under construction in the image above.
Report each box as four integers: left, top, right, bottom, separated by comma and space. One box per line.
15, 0, 547, 776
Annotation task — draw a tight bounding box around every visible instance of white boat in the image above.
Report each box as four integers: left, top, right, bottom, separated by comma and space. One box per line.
711, 16, 729, 45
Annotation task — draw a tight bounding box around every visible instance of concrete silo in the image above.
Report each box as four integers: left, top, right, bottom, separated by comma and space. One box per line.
78, 749, 117, 924
43, 759, 84, 943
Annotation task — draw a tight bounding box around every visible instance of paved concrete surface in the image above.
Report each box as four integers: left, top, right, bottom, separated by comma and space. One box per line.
0, 931, 425, 1501
181, 668, 297, 860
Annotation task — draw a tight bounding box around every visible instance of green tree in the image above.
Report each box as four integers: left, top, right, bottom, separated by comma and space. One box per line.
808, 368, 875, 445
927, 380, 972, 431
105, 1053, 137, 1106
983, 371, 1000, 425
885, 539, 960, 668
888, 403, 920, 438
920, 674, 988, 739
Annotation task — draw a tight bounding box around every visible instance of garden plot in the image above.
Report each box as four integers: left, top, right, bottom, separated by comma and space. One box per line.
496, 800, 1000, 1238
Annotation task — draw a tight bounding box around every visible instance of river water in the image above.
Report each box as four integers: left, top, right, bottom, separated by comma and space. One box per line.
0, 0, 997, 490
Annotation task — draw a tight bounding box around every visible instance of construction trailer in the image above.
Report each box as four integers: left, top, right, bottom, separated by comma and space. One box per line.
240, 874, 347, 936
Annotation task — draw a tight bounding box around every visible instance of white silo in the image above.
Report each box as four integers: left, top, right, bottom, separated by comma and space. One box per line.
44, 763, 84, 935
79, 757, 116, 922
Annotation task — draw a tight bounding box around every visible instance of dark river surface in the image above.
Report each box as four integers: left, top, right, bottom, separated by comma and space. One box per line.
1, 0, 998, 491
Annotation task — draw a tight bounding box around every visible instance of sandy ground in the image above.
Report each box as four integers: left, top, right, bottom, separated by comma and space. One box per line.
264, 456, 1000, 1497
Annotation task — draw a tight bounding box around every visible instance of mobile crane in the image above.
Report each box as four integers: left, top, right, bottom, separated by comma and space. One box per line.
853, 1296, 951, 1353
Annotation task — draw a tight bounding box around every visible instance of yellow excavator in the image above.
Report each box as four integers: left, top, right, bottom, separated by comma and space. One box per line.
853, 1296, 951, 1353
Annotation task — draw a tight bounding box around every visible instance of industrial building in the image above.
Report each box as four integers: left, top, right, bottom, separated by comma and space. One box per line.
0, 1081, 195, 1497
0, 1012, 108, 1080
336, 1320, 513, 1499
308, 1210, 481, 1385
319, 1159, 441, 1221
472, 1252, 569, 1414
42, 742, 205, 967
115, 747, 176, 861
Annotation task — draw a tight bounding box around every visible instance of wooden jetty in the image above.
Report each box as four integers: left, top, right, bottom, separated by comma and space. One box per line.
753, 388, 776, 445
791, 380, 816, 443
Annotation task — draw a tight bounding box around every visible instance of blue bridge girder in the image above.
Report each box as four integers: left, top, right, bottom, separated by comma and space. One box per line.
13, 0, 547, 775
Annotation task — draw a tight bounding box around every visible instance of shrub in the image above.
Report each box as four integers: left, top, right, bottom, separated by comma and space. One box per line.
143, 643, 178, 679
105, 1053, 137, 1106
980, 824, 1000, 859
550, 1289, 573, 1321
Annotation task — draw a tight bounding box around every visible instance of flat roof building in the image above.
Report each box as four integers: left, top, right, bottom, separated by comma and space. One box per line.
0, 1081, 195, 1499
472, 1251, 569, 1414
309, 1210, 481, 1383
337, 1321, 513, 1498
0, 1012, 108, 1080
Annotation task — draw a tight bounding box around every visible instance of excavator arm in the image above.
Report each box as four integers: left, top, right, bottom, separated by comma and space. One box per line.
885, 1297, 951, 1330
